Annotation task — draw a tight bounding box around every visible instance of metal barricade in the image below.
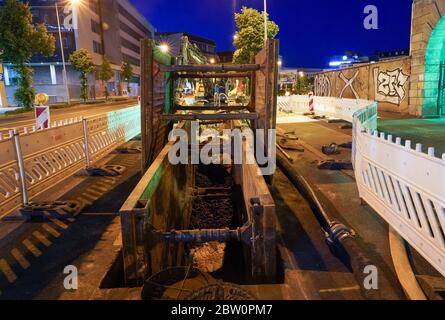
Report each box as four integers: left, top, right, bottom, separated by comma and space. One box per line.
0, 105, 141, 217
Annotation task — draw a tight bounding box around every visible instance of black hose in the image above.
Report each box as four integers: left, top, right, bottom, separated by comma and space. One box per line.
276, 150, 382, 300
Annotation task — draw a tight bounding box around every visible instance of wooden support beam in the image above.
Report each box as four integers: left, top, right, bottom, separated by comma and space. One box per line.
160, 64, 260, 73
161, 112, 259, 121
176, 105, 251, 111
176, 72, 252, 79
140, 39, 153, 174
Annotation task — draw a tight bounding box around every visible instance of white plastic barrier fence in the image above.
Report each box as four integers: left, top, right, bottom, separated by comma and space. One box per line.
278, 95, 372, 122
279, 95, 445, 277
0, 105, 141, 217
353, 106, 445, 278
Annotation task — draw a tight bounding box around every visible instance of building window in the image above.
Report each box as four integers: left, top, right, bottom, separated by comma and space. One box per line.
63, 37, 70, 49
118, 4, 151, 37
121, 37, 140, 55
91, 19, 101, 35
93, 41, 103, 54
122, 53, 140, 67
120, 21, 145, 42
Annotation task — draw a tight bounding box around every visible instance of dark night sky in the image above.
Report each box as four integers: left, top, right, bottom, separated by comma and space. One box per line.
129, 0, 413, 68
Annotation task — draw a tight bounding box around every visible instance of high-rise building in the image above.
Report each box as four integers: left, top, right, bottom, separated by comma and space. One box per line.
1, 0, 155, 105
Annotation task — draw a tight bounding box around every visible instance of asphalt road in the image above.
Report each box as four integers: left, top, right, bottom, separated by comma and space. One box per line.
0, 99, 138, 136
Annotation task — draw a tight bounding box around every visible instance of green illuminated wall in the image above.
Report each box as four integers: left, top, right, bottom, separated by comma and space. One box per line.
423, 15, 445, 116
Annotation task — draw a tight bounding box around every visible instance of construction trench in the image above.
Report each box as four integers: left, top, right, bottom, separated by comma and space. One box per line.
90, 39, 433, 300
4, 38, 439, 300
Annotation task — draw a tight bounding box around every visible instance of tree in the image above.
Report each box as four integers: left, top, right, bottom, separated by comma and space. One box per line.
0, 0, 55, 108
69, 49, 95, 102
99, 56, 114, 100
232, 7, 279, 64
121, 61, 133, 95
294, 74, 313, 95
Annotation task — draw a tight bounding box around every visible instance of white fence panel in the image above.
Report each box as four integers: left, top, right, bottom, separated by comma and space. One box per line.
0, 105, 141, 217
278, 95, 445, 277
0, 137, 22, 216
353, 108, 445, 277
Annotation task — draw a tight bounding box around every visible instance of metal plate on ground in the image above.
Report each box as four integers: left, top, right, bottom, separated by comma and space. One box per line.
185, 283, 257, 300
141, 267, 216, 300
77, 165, 127, 177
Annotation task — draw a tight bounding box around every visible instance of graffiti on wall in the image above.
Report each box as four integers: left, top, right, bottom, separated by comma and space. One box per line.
339, 71, 360, 99
373, 67, 409, 105
314, 74, 331, 97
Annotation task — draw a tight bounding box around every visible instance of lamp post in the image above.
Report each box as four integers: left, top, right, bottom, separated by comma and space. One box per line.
55, 1, 70, 103
263, 0, 268, 46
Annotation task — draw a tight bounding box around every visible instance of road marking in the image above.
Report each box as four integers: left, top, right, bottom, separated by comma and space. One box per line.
113, 233, 122, 247
90, 185, 108, 192
86, 188, 102, 197
42, 224, 61, 238
94, 182, 111, 189
50, 219, 69, 230
10, 248, 30, 270
0, 259, 17, 283
22, 239, 42, 257
76, 196, 93, 206
32, 231, 52, 247
81, 193, 98, 202
102, 177, 116, 184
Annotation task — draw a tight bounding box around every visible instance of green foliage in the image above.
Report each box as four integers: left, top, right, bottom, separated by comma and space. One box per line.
99, 56, 114, 99
69, 49, 95, 102
121, 61, 133, 94
294, 75, 313, 95
233, 6, 279, 64
14, 64, 35, 109
0, 0, 55, 108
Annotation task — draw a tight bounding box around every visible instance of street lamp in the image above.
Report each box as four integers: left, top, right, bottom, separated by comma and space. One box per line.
55, 1, 70, 103
54, 0, 82, 104
159, 44, 169, 53
263, 0, 268, 46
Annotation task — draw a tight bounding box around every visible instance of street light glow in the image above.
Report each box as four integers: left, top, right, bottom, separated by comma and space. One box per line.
209, 58, 216, 64
159, 44, 169, 53
233, 34, 238, 41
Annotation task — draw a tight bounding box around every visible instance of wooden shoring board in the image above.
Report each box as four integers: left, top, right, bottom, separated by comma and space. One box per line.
162, 112, 259, 121
254, 40, 280, 157
176, 72, 252, 79
232, 120, 277, 283
175, 105, 251, 111
160, 64, 260, 73
120, 122, 190, 286
140, 39, 172, 174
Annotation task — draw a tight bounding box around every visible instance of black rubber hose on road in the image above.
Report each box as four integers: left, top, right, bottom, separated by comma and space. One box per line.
276, 151, 383, 300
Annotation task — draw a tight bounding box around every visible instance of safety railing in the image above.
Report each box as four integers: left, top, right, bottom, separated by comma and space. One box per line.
0, 105, 141, 217
278, 95, 445, 278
